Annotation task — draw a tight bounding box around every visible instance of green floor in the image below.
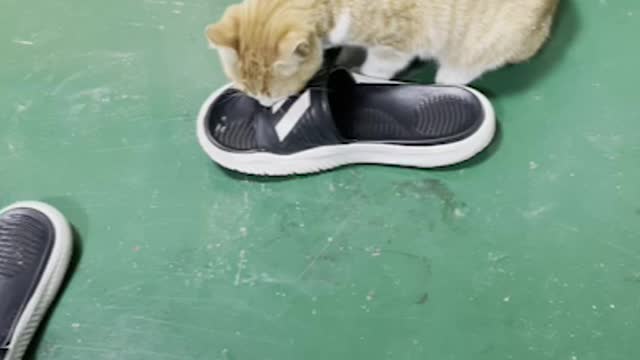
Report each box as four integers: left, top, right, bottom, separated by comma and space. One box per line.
2, 0, 639, 359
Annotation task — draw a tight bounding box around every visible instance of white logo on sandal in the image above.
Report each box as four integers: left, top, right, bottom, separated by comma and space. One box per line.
275, 91, 311, 141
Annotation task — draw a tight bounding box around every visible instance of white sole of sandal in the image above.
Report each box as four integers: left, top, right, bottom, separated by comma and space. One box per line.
197, 81, 496, 176
1, 202, 73, 360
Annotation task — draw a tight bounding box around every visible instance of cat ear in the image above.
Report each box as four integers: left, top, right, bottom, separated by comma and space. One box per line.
292, 39, 311, 58
205, 5, 241, 50
279, 32, 312, 60
274, 32, 312, 76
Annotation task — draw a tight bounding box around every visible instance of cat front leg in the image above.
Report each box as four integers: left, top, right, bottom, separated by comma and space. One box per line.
435, 65, 485, 85
361, 46, 413, 79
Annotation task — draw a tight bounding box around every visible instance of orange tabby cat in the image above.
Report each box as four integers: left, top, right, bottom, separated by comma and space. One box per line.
206, 0, 559, 106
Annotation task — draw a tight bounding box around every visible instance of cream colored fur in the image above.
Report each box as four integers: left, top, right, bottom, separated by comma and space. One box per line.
207, 0, 559, 105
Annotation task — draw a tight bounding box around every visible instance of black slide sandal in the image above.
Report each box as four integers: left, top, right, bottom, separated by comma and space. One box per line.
197, 69, 496, 176
328, 71, 485, 145
0, 202, 72, 360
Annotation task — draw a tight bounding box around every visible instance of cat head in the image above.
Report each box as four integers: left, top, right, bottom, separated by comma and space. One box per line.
206, 2, 323, 107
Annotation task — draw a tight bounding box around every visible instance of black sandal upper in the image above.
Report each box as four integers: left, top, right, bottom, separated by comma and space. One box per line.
204, 69, 485, 155
0, 208, 54, 349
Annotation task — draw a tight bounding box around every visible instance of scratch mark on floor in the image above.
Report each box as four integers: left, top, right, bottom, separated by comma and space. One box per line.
132, 315, 284, 346
49, 344, 191, 359
297, 239, 335, 281
294, 212, 357, 281
234, 249, 247, 286
93, 143, 153, 153
603, 241, 640, 260
51, 71, 89, 95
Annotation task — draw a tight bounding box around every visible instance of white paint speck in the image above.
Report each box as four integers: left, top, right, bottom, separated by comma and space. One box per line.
503, 296, 511, 303
366, 291, 375, 301
523, 205, 552, 219
71, 323, 80, 329
13, 39, 34, 46
609, 304, 616, 309
529, 161, 540, 170
16, 101, 31, 113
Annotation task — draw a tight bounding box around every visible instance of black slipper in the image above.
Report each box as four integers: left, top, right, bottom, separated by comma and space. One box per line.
0, 202, 72, 360
197, 69, 496, 176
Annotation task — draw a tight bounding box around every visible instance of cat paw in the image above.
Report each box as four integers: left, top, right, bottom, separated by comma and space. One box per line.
435, 67, 482, 85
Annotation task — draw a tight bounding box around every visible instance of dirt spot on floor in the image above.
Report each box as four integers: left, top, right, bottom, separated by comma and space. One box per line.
394, 178, 468, 222
416, 292, 430, 305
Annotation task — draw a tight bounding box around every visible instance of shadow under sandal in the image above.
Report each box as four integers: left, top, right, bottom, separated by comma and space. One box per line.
0, 202, 73, 360
197, 68, 496, 176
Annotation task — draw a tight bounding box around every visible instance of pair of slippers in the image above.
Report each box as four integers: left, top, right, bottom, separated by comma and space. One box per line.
0, 202, 72, 360
197, 68, 496, 176
0, 71, 495, 359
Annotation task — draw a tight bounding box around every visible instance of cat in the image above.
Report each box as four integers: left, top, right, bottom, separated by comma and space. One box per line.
206, 0, 559, 106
